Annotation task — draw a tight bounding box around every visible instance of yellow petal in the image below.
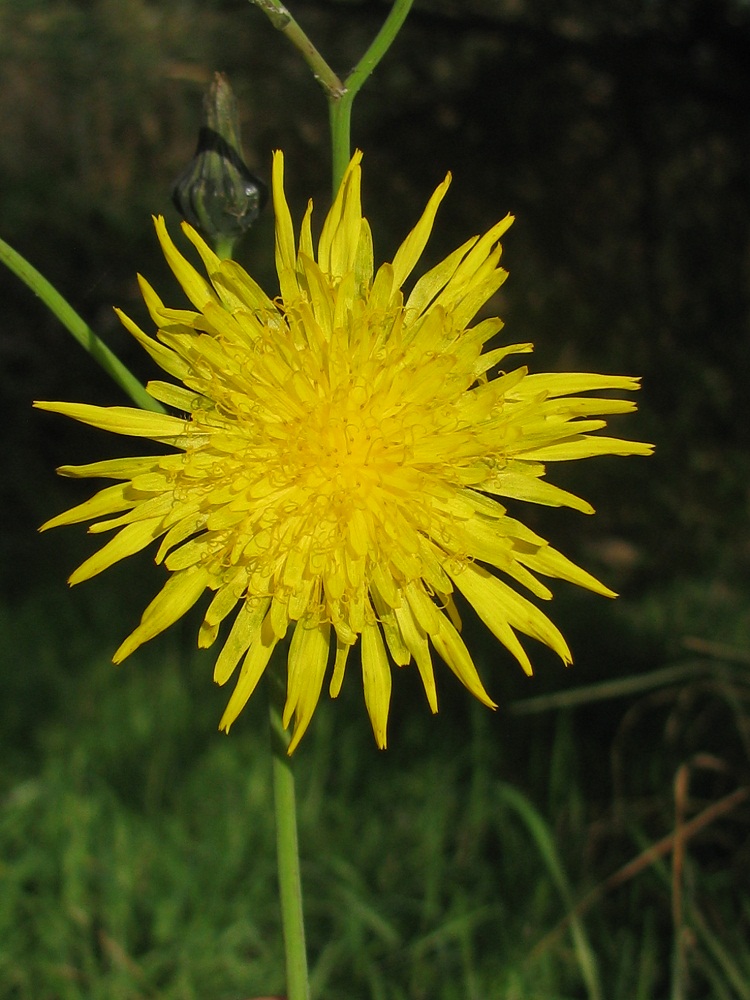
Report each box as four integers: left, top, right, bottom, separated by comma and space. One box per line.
113, 566, 209, 662
330, 158, 364, 279
394, 602, 438, 713
115, 305, 191, 382
405, 236, 477, 316
88, 493, 174, 534
299, 199, 314, 260
444, 214, 513, 296
146, 381, 203, 411
34, 401, 188, 440
390, 172, 452, 290
519, 545, 616, 598
370, 588, 410, 667
180, 222, 222, 279
474, 341, 534, 377
329, 637, 352, 698
212, 260, 277, 313
203, 581, 245, 630
55, 456, 164, 480
153, 215, 216, 310
40, 483, 131, 531
405, 581, 442, 636
69, 517, 164, 585
520, 372, 642, 396
451, 562, 571, 667
361, 617, 392, 749
272, 150, 296, 276
483, 467, 595, 514
355, 218, 374, 292
213, 598, 270, 684
520, 436, 654, 462
431, 613, 496, 707
318, 150, 363, 277
219, 613, 278, 732
285, 618, 331, 753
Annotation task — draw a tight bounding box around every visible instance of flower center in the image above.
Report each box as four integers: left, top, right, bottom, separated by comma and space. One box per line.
289, 382, 394, 502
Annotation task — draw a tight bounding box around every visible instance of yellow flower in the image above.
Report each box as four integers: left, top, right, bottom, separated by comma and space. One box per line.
36, 151, 652, 752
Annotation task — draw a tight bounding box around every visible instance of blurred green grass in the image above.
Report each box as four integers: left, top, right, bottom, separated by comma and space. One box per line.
2, 0, 750, 996
1, 575, 749, 999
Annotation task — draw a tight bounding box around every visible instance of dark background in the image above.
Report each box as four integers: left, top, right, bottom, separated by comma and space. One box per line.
1, 2, 749, 994
2, 0, 749, 607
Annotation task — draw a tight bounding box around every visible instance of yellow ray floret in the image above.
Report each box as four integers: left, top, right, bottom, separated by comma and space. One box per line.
35, 150, 653, 751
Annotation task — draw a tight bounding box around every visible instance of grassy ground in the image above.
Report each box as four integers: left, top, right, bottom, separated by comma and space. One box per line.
2, 3, 750, 996
1, 567, 749, 1000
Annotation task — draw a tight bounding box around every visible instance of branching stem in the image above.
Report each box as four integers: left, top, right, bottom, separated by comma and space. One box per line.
250, 0, 415, 193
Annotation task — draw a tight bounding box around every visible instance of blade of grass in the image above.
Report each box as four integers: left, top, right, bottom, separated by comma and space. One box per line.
530, 785, 749, 963
495, 783, 602, 1000
688, 903, 750, 1000
510, 661, 730, 714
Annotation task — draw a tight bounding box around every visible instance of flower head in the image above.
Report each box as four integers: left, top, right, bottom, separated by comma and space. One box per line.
36, 151, 652, 751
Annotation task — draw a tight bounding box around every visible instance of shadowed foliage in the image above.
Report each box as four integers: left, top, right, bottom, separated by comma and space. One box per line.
1, 1, 749, 996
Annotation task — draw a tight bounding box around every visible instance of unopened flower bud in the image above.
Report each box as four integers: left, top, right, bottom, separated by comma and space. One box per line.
172, 73, 267, 255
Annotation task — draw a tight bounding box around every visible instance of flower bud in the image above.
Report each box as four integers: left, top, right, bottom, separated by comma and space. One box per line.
172, 73, 267, 254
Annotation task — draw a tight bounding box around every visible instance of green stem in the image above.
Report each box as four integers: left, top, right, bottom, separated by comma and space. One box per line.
328, 94, 354, 198
249, 0, 345, 99
214, 234, 237, 261
0, 235, 162, 413
250, 0, 414, 196
267, 654, 310, 1000
329, 0, 415, 192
